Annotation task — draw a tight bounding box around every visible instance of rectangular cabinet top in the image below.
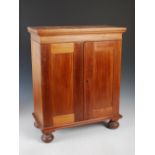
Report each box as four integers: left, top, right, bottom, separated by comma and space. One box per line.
27, 25, 127, 36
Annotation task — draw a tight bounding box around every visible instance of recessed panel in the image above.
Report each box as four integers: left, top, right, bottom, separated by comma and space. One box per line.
51, 53, 73, 116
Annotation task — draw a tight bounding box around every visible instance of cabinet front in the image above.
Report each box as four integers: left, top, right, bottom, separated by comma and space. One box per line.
84, 41, 115, 119
47, 41, 117, 126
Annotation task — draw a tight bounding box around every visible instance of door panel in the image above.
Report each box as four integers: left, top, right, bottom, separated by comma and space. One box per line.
51, 53, 73, 115
49, 43, 84, 127
84, 41, 115, 119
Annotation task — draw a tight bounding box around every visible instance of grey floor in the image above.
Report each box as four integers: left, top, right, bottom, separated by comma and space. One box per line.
19, 82, 135, 155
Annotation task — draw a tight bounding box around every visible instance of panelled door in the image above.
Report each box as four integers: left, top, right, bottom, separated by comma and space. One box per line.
49, 43, 84, 127
84, 41, 115, 119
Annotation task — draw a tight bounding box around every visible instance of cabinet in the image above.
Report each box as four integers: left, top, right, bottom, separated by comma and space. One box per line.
28, 26, 126, 143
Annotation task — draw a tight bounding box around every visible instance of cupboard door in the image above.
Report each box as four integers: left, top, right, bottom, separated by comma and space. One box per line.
48, 43, 84, 127
84, 41, 115, 119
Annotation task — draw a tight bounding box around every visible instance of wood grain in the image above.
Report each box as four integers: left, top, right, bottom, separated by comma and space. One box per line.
73, 43, 84, 121
30, 33, 122, 44
28, 25, 127, 36
51, 43, 74, 53
53, 114, 74, 127
31, 40, 43, 126
40, 44, 53, 127
51, 51, 74, 116
112, 40, 122, 118
84, 41, 114, 119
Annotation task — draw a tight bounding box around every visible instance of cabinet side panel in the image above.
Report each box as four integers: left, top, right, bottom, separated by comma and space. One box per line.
112, 40, 122, 117
31, 40, 43, 125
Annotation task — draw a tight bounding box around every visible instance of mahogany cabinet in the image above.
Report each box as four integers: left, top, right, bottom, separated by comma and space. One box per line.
27, 26, 126, 143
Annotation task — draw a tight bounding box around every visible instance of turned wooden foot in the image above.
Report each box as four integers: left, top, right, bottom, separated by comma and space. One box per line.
41, 133, 54, 143
34, 122, 39, 128
107, 120, 119, 129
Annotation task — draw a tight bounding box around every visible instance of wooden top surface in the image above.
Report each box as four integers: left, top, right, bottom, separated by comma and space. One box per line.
27, 25, 127, 36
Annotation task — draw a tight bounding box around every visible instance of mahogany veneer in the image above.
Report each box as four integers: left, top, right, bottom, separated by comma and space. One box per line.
28, 25, 126, 143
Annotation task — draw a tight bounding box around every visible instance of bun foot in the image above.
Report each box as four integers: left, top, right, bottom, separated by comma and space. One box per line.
41, 133, 54, 143
34, 122, 39, 128
107, 120, 119, 129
